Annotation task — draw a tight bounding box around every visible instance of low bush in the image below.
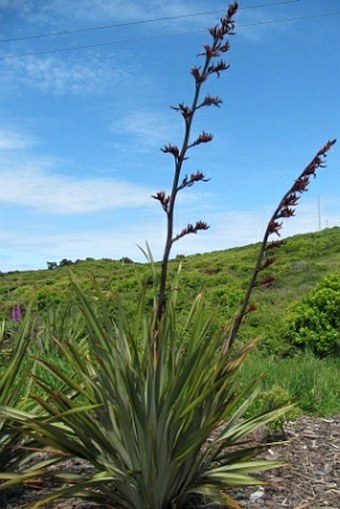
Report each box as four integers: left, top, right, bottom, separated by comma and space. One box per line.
282, 272, 340, 356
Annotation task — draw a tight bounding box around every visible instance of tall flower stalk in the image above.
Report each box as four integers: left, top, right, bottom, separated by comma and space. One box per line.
153, 2, 238, 357
224, 138, 336, 351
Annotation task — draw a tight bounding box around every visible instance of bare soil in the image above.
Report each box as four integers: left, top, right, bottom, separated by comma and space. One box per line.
1, 415, 339, 509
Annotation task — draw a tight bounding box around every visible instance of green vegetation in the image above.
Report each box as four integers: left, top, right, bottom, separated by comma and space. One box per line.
0, 3, 338, 508
1, 226, 339, 355
0, 303, 40, 475
0, 273, 289, 508
282, 271, 340, 356
240, 353, 340, 417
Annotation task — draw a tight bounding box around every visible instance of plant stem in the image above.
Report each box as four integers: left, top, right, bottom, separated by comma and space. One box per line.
157, 73, 206, 323
151, 3, 239, 362
224, 139, 336, 352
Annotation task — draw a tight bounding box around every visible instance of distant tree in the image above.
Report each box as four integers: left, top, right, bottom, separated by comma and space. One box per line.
47, 261, 58, 270
120, 257, 134, 264
59, 259, 73, 267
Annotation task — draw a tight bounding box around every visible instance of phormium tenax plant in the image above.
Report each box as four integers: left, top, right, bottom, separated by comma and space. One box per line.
0, 3, 336, 509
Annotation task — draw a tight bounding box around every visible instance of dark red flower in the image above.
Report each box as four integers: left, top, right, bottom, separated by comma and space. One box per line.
246, 303, 257, 314
277, 206, 295, 218
171, 103, 192, 119
292, 176, 309, 193
190, 171, 208, 182
199, 44, 221, 58
281, 193, 299, 207
161, 144, 180, 159
178, 171, 209, 191
268, 220, 282, 236
191, 66, 207, 83
173, 220, 209, 242
200, 95, 223, 108
220, 2, 238, 34
316, 138, 336, 157
265, 240, 285, 251
259, 276, 277, 288
219, 41, 231, 53
207, 60, 229, 77
152, 191, 170, 212
208, 3, 238, 45
191, 131, 213, 147
209, 25, 224, 40
261, 257, 276, 270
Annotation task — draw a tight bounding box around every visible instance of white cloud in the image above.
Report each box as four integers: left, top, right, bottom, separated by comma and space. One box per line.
236, 2, 300, 42
0, 220, 164, 268
0, 165, 153, 214
19, 0, 213, 25
0, 0, 209, 48
2, 54, 126, 95
1, 195, 339, 271
112, 109, 179, 150
0, 127, 33, 150
168, 199, 340, 257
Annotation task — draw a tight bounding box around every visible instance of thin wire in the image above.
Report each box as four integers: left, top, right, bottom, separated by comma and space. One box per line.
2, 10, 338, 61
0, 0, 301, 44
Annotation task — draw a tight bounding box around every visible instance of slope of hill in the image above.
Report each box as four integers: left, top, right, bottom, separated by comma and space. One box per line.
1, 227, 339, 351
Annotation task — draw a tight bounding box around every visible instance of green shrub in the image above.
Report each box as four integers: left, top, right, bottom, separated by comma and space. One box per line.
254, 385, 301, 437
282, 272, 340, 356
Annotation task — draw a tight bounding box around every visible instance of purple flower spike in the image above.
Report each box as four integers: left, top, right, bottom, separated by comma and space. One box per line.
11, 304, 22, 321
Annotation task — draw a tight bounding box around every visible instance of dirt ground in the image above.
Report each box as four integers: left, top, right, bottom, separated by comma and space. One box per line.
1, 415, 339, 509
229, 415, 340, 508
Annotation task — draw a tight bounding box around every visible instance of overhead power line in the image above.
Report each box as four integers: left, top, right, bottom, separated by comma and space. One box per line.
0, 0, 300, 44
2, 9, 338, 61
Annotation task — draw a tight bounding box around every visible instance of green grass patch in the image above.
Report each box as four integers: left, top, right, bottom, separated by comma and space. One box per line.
240, 352, 340, 417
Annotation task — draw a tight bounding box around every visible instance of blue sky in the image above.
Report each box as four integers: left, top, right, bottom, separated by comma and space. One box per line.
0, 0, 339, 272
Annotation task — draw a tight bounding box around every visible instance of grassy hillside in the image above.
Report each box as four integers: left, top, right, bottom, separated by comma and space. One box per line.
1, 227, 339, 418
1, 227, 339, 352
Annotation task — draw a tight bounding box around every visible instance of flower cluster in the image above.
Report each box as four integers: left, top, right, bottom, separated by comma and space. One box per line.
270, 139, 336, 239
152, 191, 170, 212
191, 66, 207, 84
260, 257, 276, 270
178, 171, 209, 191
171, 103, 192, 122
190, 131, 214, 148
173, 221, 209, 242
161, 144, 180, 161
199, 94, 223, 108
255, 139, 336, 290
258, 275, 277, 289
268, 220, 282, 237
265, 240, 285, 251
207, 60, 229, 78
191, 2, 238, 85
209, 2, 238, 40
